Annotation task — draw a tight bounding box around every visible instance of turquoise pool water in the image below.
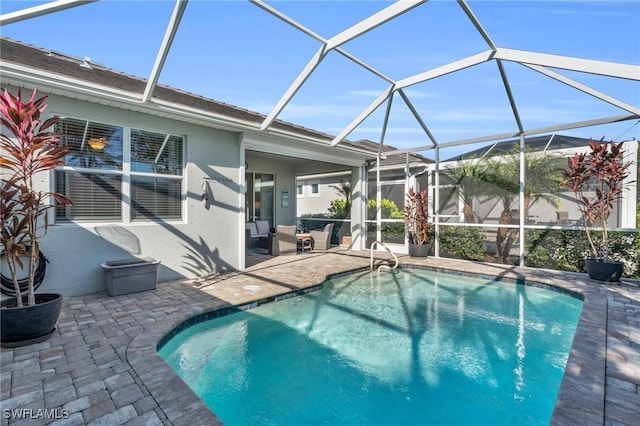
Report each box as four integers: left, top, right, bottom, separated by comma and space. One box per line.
159, 269, 582, 425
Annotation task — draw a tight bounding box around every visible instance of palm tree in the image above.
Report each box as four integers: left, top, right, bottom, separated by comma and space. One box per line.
485, 158, 519, 261
489, 146, 563, 262
442, 158, 489, 223
514, 147, 563, 218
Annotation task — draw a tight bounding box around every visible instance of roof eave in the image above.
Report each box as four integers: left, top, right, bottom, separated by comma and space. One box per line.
1, 61, 380, 159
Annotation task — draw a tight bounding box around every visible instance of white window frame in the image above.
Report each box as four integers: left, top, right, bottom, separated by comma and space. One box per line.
54, 115, 186, 225
309, 182, 320, 198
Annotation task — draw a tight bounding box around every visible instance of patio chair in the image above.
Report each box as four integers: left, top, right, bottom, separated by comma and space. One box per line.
255, 220, 271, 236
275, 225, 297, 255
556, 211, 569, 224
245, 222, 259, 247
245, 221, 270, 248
310, 223, 334, 251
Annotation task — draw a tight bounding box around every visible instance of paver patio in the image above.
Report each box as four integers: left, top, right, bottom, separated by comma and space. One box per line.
1, 249, 638, 425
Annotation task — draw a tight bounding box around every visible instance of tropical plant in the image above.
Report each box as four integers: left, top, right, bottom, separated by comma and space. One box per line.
367, 198, 403, 220
561, 138, 633, 261
484, 158, 519, 262
439, 226, 486, 261
487, 147, 564, 262
328, 199, 348, 219
442, 158, 489, 223
329, 180, 351, 216
328, 180, 352, 240
0, 88, 72, 307
525, 229, 639, 278
404, 187, 430, 245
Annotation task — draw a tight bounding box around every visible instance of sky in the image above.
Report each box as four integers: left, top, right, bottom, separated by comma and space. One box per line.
1, 0, 639, 160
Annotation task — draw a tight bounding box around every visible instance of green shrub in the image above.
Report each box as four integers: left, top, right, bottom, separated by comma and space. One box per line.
381, 222, 405, 244
367, 199, 404, 220
328, 199, 348, 219
525, 229, 639, 278
439, 226, 486, 261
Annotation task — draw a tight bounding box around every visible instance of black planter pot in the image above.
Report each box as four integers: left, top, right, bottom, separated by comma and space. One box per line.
409, 243, 432, 257
584, 258, 624, 282
1, 293, 63, 347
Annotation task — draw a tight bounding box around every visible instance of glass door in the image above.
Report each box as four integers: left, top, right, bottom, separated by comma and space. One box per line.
245, 172, 274, 227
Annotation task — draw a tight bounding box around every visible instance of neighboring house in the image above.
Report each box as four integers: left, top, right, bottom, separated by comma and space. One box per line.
439, 134, 638, 228
0, 37, 380, 296
297, 170, 350, 217
297, 140, 433, 217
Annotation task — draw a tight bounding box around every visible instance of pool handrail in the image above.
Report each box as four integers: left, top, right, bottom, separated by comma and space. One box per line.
370, 241, 398, 274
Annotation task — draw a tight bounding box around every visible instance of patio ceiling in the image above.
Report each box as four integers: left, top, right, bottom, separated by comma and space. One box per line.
1, 0, 638, 159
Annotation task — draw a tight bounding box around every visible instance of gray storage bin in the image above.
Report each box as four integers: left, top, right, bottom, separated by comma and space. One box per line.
101, 257, 160, 296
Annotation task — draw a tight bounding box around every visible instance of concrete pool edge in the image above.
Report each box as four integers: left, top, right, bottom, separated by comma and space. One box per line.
127, 257, 608, 425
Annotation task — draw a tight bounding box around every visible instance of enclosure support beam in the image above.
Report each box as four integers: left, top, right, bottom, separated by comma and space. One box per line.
0, 0, 95, 26
143, 0, 188, 103
495, 48, 640, 80
524, 64, 640, 116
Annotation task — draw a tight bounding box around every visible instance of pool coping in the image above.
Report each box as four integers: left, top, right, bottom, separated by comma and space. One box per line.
127, 260, 607, 425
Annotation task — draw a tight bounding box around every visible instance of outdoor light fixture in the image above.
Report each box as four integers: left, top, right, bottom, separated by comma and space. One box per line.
87, 137, 108, 150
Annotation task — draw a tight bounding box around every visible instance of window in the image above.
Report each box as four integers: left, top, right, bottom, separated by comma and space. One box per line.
130, 130, 183, 220
55, 118, 184, 222
310, 183, 319, 197
297, 184, 303, 197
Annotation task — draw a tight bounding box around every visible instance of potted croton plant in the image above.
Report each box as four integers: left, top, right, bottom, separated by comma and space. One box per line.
562, 138, 632, 282
0, 88, 72, 346
404, 187, 432, 257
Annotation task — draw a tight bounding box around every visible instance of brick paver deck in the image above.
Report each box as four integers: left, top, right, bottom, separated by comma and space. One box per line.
1, 249, 638, 425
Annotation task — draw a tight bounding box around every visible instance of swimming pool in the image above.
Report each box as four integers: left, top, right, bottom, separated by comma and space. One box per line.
158, 268, 582, 425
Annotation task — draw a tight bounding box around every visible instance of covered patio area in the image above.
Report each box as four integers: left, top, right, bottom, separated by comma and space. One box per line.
1, 251, 639, 425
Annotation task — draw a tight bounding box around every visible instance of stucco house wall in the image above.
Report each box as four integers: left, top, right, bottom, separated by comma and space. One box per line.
244, 152, 297, 227
0, 38, 379, 297
297, 173, 351, 217
3, 85, 244, 296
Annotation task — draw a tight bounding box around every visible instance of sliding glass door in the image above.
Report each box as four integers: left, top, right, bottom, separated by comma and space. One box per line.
245, 172, 274, 227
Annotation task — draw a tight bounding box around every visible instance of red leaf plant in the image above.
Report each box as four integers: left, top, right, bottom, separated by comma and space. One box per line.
1, 88, 72, 307
561, 138, 632, 261
404, 187, 431, 245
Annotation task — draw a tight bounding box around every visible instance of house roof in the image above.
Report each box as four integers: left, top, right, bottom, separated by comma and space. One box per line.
349, 139, 432, 169
445, 134, 595, 161
1, 37, 445, 167
0, 37, 376, 157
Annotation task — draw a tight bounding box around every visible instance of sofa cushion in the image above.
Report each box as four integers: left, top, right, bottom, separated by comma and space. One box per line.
245, 222, 258, 237
255, 220, 270, 236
